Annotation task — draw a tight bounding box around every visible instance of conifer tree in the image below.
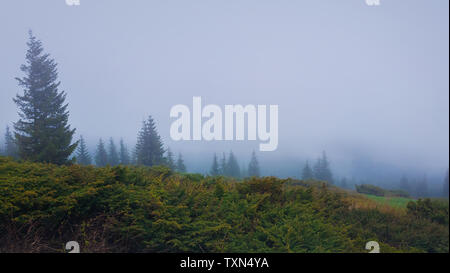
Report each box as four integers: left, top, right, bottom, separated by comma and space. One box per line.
210, 153, 220, 176
119, 139, 130, 165
248, 151, 260, 177
313, 151, 333, 184
166, 147, 176, 170
301, 161, 313, 180
443, 169, 449, 198
13, 31, 77, 164
95, 138, 108, 167
176, 153, 187, 173
108, 138, 119, 166
76, 135, 91, 165
4, 126, 18, 159
135, 116, 165, 166
219, 153, 227, 175
225, 151, 240, 178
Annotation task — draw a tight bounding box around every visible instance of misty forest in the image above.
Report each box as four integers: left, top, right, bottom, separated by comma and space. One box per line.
0, 31, 448, 253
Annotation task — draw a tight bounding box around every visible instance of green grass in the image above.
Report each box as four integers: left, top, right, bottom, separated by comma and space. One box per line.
364, 194, 415, 209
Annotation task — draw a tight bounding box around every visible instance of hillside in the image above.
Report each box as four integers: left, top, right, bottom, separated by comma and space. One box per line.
0, 156, 448, 253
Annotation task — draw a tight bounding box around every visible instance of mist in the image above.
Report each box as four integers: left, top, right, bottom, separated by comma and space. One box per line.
0, 0, 448, 193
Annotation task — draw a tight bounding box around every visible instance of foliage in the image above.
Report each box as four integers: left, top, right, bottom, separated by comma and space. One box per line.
0, 156, 447, 253
13, 31, 77, 164
76, 136, 91, 165
135, 116, 165, 167
247, 151, 260, 177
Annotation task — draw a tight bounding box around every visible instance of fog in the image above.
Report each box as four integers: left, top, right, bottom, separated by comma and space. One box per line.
0, 1, 448, 190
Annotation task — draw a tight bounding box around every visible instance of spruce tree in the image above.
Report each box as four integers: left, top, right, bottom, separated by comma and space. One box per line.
219, 153, 227, 175
76, 135, 91, 165
176, 153, 187, 173
135, 116, 165, 166
95, 138, 108, 167
119, 139, 130, 165
108, 138, 119, 166
166, 147, 176, 170
4, 126, 18, 159
13, 31, 77, 164
210, 153, 220, 176
313, 151, 333, 184
225, 151, 240, 178
443, 169, 449, 198
301, 161, 313, 180
248, 151, 260, 177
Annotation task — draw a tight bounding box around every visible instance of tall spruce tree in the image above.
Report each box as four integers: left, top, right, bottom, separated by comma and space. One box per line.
95, 138, 108, 167
210, 153, 220, 176
76, 135, 91, 165
248, 151, 260, 177
225, 151, 240, 178
301, 161, 313, 180
443, 169, 449, 198
135, 116, 165, 166
176, 153, 187, 173
313, 151, 333, 184
4, 126, 18, 159
166, 147, 176, 170
13, 31, 77, 164
108, 138, 119, 166
119, 139, 130, 165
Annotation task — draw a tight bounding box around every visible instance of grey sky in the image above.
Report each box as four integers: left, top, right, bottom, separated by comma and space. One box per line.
0, 0, 448, 178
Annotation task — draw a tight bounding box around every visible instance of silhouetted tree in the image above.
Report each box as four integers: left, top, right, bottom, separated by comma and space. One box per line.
166, 147, 176, 170
313, 151, 333, 184
76, 135, 91, 165
108, 138, 119, 166
225, 151, 240, 178
210, 153, 220, 176
301, 161, 313, 180
248, 151, 260, 177
95, 138, 108, 167
135, 116, 165, 166
219, 153, 227, 175
176, 153, 186, 173
4, 126, 18, 159
119, 139, 130, 165
14, 31, 77, 164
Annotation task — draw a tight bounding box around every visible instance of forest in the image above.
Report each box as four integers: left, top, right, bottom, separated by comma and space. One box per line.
0, 31, 448, 253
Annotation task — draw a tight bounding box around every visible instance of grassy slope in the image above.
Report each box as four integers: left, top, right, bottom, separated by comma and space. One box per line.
0, 156, 448, 253
363, 194, 415, 209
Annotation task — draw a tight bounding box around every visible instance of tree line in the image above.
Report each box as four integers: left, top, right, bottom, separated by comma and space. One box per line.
0, 31, 448, 198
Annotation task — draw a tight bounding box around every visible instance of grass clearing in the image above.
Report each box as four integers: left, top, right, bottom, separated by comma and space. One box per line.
363, 194, 415, 209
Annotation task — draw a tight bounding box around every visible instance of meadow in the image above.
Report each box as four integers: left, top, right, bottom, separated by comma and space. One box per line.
0, 156, 448, 253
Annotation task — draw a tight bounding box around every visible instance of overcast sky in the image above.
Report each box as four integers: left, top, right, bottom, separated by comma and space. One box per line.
0, 0, 448, 176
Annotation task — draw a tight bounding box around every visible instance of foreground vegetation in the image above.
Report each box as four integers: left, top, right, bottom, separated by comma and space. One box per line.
0, 156, 448, 253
